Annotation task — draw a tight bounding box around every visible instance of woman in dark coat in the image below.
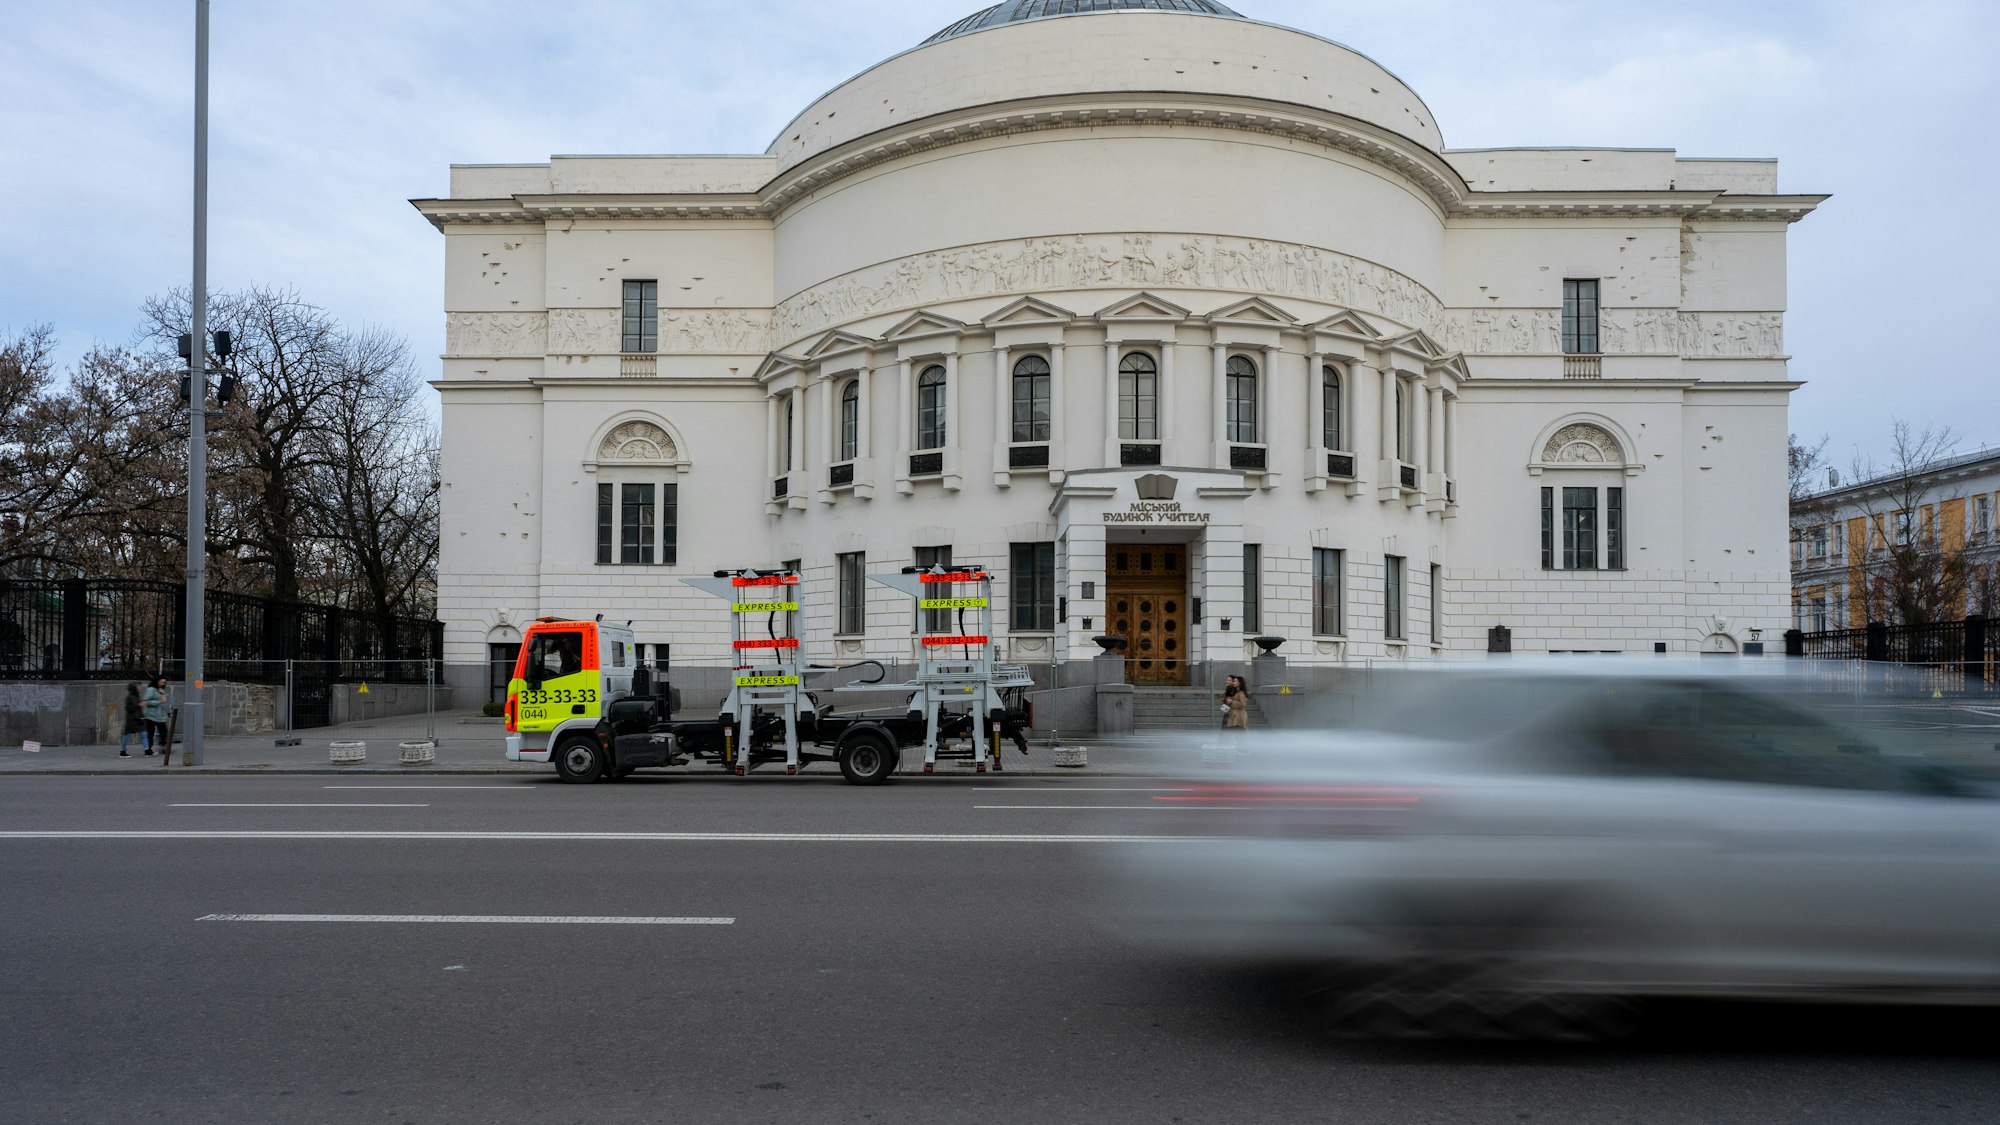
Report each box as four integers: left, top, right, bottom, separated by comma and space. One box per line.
119, 682, 145, 757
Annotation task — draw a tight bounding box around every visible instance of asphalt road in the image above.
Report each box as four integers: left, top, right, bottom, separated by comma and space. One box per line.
3, 775, 1996, 1124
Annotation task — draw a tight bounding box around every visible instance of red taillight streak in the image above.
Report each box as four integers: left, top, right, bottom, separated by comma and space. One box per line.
1153, 795, 1418, 804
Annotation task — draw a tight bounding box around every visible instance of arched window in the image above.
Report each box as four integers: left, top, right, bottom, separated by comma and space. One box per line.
1225, 355, 1259, 444
838, 380, 859, 461
1118, 352, 1157, 441
916, 364, 947, 450
1011, 355, 1051, 443
1394, 379, 1407, 462
1321, 364, 1342, 450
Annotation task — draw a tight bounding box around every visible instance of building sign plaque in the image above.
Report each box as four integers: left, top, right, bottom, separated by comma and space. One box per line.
1104, 501, 1210, 525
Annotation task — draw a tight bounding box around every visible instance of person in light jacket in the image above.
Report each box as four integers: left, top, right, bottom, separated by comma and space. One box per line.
1220, 674, 1250, 735
141, 676, 170, 756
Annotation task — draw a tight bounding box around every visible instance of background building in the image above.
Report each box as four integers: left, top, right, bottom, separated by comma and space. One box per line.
1793, 446, 2000, 633
415, 0, 1823, 702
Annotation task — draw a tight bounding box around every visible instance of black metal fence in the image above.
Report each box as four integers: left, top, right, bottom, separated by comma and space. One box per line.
1790, 615, 1995, 693
0, 578, 442, 686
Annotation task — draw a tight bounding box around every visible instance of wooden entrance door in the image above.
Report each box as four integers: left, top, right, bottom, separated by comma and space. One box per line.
1107, 544, 1189, 685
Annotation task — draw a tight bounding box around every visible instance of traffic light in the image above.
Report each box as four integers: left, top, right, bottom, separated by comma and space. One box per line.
216, 370, 236, 405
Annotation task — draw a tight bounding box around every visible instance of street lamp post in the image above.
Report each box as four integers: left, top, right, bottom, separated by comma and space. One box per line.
183, 0, 211, 765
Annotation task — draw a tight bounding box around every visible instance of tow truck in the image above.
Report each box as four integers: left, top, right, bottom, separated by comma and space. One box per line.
501, 566, 1034, 784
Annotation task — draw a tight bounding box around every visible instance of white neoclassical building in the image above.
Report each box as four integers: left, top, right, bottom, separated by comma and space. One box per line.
414, 0, 1824, 701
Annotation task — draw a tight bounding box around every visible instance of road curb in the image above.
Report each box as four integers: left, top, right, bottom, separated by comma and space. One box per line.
0, 766, 1177, 779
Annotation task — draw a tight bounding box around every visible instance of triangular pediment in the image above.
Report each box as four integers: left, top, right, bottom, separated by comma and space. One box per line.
1386, 329, 1447, 360
880, 310, 967, 341
751, 352, 805, 382
1306, 309, 1382, 341
981, 296, 1075, 328
1204, 296, 1298, 326
1432, 352, 1473, 381
1093, 292, 1191, 323
801, 329, 875, 361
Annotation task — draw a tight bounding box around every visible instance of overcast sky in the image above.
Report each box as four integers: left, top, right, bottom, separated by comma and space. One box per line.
4, 0, 1994, 464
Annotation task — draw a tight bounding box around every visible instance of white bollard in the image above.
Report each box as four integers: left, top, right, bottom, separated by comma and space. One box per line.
329, 740, 366, 764
398, 740, 435, 766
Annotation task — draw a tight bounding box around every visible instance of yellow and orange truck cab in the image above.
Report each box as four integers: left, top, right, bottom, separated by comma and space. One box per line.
504, 618, 637, 762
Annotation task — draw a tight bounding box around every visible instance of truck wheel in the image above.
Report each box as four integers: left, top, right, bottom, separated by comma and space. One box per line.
839, 734, 896, 786
554, 735, 605, 784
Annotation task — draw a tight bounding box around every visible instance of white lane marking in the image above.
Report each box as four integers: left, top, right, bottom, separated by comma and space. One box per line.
969, 787, 1194, 792
323, 786, 528, 791
170, 803, 429, 808
199, 914, 732, 925
977, 805, 1254, 810
1, 831, 1222, 843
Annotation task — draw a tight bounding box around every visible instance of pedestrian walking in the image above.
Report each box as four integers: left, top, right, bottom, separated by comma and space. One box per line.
118, 682, 145, 757
1220, 674, 1250, 736
141, 676, 171, 756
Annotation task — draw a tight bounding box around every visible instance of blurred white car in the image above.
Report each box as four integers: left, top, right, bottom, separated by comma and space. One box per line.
1103, 664, 2000, 1026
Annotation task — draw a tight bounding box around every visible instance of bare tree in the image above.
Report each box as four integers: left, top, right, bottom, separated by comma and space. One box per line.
1847, 421, 1973, 626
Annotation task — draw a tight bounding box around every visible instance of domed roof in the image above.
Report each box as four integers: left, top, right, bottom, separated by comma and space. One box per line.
925, 0, 1244, 45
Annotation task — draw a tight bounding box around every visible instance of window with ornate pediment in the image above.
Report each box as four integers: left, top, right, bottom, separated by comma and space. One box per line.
916, 365, 947, 450
1119, 352, 1158, 441
1011, 355, 1050, 443
597, 420, 677, 463
1225, 355, 1259, 443
838, 380, 860, 461
1540, 422, 1624, 466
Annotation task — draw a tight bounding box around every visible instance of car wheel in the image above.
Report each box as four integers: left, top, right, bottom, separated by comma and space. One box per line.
554, 735, 605, 784
839, 734, 896, 785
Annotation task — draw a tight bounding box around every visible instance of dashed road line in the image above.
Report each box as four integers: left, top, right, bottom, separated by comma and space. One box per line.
199, 914, 733, 925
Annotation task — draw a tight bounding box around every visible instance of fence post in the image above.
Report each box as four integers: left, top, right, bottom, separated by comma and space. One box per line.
325, 605, 344, 682
285, 658, 294, 733
1967, 615, 1988, 685
1783, 628, 1804, 657
426, 657, 436, 742
60, 577, 87, 678
1865, 621, 1888, 662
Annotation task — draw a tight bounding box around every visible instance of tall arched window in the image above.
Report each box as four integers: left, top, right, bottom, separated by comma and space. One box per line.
916, 364, 947, 450
1394, 379, 1407, 461
1118, 352, 1157, 440
1011, 355, 1050, 443
1321, 364, 1342, 450
1225, 355, 1259, 444
838, 380, 859, 461
782, 395, 795, 472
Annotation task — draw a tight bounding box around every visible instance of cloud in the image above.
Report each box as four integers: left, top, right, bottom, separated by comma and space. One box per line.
3, 0, 1994, 455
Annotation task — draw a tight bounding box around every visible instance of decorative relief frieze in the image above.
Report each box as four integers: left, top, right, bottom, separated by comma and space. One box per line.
1433, 309, 1783, 357
445, 312, 546, 357
1542, 424, 1624, 465
658, 309, 772, 354
773, 234, 1443, 348
545, 308, 620, 355
597, 420, 678, 462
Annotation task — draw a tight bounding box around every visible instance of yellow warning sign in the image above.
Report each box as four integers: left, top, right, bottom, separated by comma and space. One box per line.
920, 597, 988, 609
734, 674, 801, 688
1280, 684, 1292, 695
357, 682, 370, 694
732, 601, 799, 613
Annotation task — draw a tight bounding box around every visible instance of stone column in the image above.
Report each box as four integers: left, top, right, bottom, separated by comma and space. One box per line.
815, 373, 835, 505
943, 352, 962, 491
1158, 339, 1176, 446
895, 358, 914, 495
765, 393, 780, 481
992, 345, 1012, 488
1210, 341, 1228, 467
1103, 339, 1120, 465
1378, 365, 1399, 501
1049, 343, 1066, 477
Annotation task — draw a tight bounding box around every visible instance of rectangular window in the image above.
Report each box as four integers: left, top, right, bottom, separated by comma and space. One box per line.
1011, 359, 1051, 443
1242, 544, 1261, 635
596, 483, 614, 565
1977, 495, 1993, 537
487, 642, 521, 703
1429, 564, 1442, 646
1894, 510, 1913, 546
1808, 593, 1828, 633
1312, 548, 1343, 636
1808, 525, 1828, 559
1607, 487, 1624, 570
782, 396, 795, 473
1385, 555, 1406, 641
1563, 487, 1598, 570
838, 382, 860, 462
620, 483, 655, 565
621, 279, 658, 353
914, 545, 952, 633
1561, 279, 1599, 354
1010, 542, 1056, 632
1540, 487, 1554, 570
837, 552, 866, 635
1833, 521, 1846, 558
659, 484, 678, 567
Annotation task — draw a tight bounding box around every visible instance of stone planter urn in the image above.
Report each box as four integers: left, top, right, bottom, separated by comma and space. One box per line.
1251, 635, 1286, 655
399, 740, 436, 766
1050, 744, 1088, 768
329, 740, 366, 764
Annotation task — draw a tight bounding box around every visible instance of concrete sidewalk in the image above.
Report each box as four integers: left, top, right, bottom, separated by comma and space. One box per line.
0, 708, 1203, 777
